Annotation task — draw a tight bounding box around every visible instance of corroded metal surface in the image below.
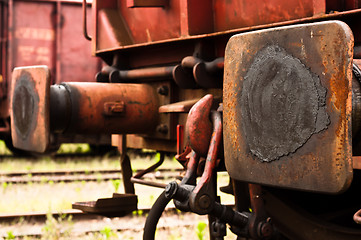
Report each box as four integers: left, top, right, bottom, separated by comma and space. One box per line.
10, 65, 160, 153
58, 82, 159, 135
213, 0, 323, 32
186, 94, 213, 157
223, 21, 354, 193
189, 111, 222, 215
11, 66, 50, 152
94, 0, 321, 52
72, 193, 138, 218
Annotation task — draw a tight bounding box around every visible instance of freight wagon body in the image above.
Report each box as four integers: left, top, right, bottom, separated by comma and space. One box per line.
0, 0, 111, 153
9, 0, 361, 239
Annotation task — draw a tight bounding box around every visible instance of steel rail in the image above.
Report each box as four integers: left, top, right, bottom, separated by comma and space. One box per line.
0, 169, 183, 184
0, 206, 183, 223
0, 168, 183, 177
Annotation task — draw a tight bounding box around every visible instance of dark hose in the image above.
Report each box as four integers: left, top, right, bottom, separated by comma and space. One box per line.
143, 191, 171, 240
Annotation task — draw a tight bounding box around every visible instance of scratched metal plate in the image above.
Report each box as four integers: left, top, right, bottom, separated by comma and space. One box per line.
11, 66, 50, 152
223, 21, 354, 193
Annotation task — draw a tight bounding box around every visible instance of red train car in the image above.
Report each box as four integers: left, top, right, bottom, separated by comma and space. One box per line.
9, 0, 361, 239
0, 0, 108, 153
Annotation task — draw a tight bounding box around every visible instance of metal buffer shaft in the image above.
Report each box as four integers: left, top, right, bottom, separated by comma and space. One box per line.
10, 66, 159, 152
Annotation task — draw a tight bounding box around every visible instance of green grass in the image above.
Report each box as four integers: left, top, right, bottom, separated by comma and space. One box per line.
0, 140, 92, 156
0, 172, 232, 213
0, 154, 180, 173
0, 157, 120, 172
57, 144, 91, 154
0, 142, 180, 173
196, 221, 207, 240
0, 140, 12, 155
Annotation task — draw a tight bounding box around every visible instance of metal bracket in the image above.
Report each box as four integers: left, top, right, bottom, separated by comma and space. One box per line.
127, 0, 168, 8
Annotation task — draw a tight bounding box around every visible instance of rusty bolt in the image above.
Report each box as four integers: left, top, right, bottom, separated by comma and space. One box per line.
165, 181, 178, 199
156, 124, 168, 134
198, 194, 212, 209
157, 85, 169, 96
258, 218, 273, 238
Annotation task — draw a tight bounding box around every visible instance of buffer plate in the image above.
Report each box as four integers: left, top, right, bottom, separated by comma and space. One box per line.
223, 21, 354, 193
10, 66, 50, 152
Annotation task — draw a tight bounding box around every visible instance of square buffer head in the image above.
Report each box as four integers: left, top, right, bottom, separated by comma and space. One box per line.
10, 66, 51, 153
223, 21, 354, 193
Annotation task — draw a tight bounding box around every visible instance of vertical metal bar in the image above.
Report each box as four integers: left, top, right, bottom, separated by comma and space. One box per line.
192, 111, 222, 194
83, 0, 91, 41
313, 0, 326, 16
119, 135, 135, 194
179, 0, 189, 36
0, 0, 9, 120
208, 176, 220, 240
249, 184, 266, 217
0, 1, 4, 95
248, 184, 269, 239
7, 0, 13, 89
55, 1, 62, 84
92, 0, 98, 54
176, 124, 184, 155
180, 151, 198, 185
1, 2, 5, 80
233, 180, 250, 213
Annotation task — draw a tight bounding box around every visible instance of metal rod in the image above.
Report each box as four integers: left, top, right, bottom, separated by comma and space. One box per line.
82, 0, 91, 41
130, 152, 168, 188
131, 178, 167, 188
110, 66, 174, 83
133, 153, 165, 178
56, 1, 62, 83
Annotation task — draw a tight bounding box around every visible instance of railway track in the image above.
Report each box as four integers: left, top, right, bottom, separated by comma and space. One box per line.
0, 148, 157, 159
0, 206, 215, 239
0, 168, 183, 184
0, 206, 179, 223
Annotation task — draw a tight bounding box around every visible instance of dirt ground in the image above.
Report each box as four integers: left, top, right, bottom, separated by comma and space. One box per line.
0, 154, 236, 239
0, 211, 238, 239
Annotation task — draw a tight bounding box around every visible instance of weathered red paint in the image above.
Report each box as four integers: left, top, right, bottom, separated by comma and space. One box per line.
213, 0, 324, 32
9, 0, 99, 85
186, 94, 213, 157
94, 0, 324, 53
192, 111, 222, 194
189, 111, 222, 214
0, 0, 100, 136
